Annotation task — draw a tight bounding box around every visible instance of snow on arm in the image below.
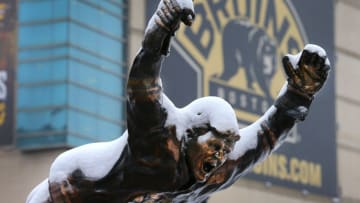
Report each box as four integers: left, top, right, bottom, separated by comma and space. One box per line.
228, 106, 278, 160
26, 179, 50, 203
49, 132, 128, 183
228, 83, 289, 160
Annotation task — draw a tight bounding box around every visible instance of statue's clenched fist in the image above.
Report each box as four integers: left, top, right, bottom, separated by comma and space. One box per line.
155, 0, 195, 33
282, 44, 331, 98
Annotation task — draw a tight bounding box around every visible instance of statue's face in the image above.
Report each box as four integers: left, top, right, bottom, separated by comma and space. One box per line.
185, 126, 239, 182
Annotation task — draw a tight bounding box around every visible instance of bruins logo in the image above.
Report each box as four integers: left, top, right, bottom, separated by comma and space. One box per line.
173, 0, 307, 125
219, 20, 277, 102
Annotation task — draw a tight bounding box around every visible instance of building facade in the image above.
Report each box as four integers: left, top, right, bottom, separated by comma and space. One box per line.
16, 0, 127, 149
1, 0, 360, 202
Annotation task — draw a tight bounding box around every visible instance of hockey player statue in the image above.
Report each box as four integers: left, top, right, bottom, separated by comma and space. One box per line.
26, 0, 331, 202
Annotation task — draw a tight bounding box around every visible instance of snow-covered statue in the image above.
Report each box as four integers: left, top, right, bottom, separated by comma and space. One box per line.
27, 0, 331, 202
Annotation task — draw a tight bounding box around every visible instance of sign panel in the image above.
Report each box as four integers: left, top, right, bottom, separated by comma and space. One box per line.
0, 0, 16, 145
147, 0, 337, 197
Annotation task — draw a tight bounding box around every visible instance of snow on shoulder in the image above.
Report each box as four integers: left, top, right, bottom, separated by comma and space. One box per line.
49, 132, 128, 183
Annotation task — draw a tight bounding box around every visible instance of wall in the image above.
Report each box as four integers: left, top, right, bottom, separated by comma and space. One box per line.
335, 0, 360, 202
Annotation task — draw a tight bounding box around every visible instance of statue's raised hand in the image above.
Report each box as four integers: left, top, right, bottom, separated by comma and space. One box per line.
155, 0, 195, 33
282, 44, 331, 99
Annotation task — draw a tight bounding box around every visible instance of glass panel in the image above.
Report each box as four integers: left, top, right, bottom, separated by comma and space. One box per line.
69, 1, 123, 37
18, 60, 68, 84
109, 0, 125, 5
79, 0, 123, 16
67, 134, 93, 147
17, 84, 67, 108
69, 47, 121, 75
68, 59, 122, 96
98, 93, 122, 122
19, 0, 69, 23
97, 118, 121, 140
69, 22, 122, 63
17, 108, 67, 133
16, 134, 67, 150
68, 110, 122, 141
68, 85, 122, 121
19, 22, 68, 47
19, 46, 68, 61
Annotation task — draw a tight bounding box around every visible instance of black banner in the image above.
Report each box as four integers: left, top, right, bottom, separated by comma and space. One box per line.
0, 0, 17, 145
146, 0, 337, 197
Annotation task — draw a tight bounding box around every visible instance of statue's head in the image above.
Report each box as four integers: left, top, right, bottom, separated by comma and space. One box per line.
180, 97, 240, 182
185, 125, 239, 182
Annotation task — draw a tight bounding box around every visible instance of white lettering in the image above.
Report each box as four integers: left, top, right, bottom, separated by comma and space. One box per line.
0, 71, 7, 100
217, 87, 225, 98
229, 91, 236, 105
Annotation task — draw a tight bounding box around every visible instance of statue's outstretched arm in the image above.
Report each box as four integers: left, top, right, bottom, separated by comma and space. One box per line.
226, 45, 331, 178
126, 0, 194, 149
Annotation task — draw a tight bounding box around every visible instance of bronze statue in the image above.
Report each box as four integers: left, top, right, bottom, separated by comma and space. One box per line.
26, 0, 331, 202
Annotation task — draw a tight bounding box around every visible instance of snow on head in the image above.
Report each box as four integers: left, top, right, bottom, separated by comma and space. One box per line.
185, 96, 239, 133
163, 96, 239, 139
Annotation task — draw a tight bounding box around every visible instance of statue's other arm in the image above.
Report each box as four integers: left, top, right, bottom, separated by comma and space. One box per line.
226, 45, 330, 179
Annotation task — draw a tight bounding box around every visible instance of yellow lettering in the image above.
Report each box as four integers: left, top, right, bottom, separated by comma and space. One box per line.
290, 157, 300, 183
0, 102, 5, 126
0, 4, 6, 21
299, 160, 309, 185
252, 163, 262, 174
251, 154, 322, 188
277, 154, 288, 180
309, 163, 322, 187
268, 155, 278, 177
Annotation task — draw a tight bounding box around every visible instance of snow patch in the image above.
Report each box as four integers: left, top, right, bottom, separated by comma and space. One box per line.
26, 179, 50, 203
49, 132, 128, 183
197, 132, 214, 144
145, 0, 194, 34
286, 44, 330, 70
177, 0, 194, 11
304, 44, 327, 57
228, 106, 277, 160
277, 82, 288, 98
325, 58, 331, 66
286, 51, 302, 69
162, 95, 239, 141
145, 14, 157, 34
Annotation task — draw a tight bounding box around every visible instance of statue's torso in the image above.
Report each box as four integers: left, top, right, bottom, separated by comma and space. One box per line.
48, 126, 237, 203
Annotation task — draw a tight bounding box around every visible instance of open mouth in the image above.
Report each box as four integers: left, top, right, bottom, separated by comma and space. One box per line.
202, 160, 218, 173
